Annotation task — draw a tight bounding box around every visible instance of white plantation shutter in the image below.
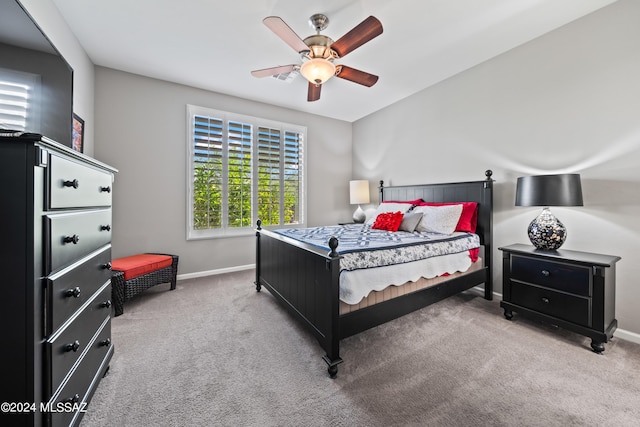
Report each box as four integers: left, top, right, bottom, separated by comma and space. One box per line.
192, 115, 224, 230
187, 105, 305, 239
283, 130, 302, 224
227, 121, 252, 228
257, 126, 281, 226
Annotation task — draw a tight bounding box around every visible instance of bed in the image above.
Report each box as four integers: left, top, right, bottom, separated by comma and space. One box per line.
255, 170, 494, 378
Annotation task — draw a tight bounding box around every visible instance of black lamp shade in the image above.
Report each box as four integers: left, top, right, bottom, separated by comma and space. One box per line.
515, 174, 583, 207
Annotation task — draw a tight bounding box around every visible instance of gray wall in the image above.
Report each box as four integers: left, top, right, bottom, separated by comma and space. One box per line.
352, 0, 640, 338
93, 68, 352, 275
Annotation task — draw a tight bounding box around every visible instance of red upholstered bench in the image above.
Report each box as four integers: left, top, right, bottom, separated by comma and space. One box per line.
111, 253, 178, 316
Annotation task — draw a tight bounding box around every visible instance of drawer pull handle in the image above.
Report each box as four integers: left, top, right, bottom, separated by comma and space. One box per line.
541, 297, 550, 304
100, 186, 111, 193
102, 262, 112, 270
63, 234, 80, 244
65, 340, 80, 352
65, 287, 81, 298
100, 224, 111, 231
541, 270, 550, 277
100, 300, 112, 309
64, 394, 80, 404
63, 179, 79, 189
100, 338, 112, 347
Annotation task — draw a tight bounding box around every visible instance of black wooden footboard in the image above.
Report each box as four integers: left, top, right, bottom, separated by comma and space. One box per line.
255, 222, 343, 377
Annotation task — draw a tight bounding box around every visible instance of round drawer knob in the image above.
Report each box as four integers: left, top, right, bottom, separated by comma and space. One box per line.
64, 394, 80, 404
541, 297, 550, 304
63, 234, 80, 244
63, 179, 79, 189
100, 300, 112, 309
541, 270, 550, 277
100, 186, 111, 193
65, 287, 81, 298
102, 262, 112, 270
100, 338, 112, 347
100, 224, 111, 231
65, 340, 80, 352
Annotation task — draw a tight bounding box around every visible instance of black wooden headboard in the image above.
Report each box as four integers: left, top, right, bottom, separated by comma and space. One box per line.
380, 170, 494, 294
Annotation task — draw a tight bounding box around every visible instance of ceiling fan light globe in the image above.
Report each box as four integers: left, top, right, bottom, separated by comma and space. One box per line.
300, 58, 336, 85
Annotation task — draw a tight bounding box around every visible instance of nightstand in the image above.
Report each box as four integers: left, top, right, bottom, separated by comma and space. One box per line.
499, 244, 620, 353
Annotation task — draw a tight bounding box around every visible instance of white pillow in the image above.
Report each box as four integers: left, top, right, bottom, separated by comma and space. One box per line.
365, 203, 413, 225
413, 204, 463, 234
363, 207, 378, 223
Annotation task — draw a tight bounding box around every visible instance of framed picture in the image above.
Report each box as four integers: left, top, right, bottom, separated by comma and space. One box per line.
72, 113, 85, 153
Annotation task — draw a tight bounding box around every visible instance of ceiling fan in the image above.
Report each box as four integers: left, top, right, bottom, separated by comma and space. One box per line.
251, 13, 383, 102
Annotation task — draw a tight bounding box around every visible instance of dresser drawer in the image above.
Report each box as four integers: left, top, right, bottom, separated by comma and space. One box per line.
48, 317, 112, 427
46, 284, 112, 397
46, 245, 112, 335
48, 153, 113, 209
511, 255, 591, 296
46, 209, 112, 273
511, 281, 590, 327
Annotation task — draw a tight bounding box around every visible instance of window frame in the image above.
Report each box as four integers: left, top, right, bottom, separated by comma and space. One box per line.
186, 104, 306, 240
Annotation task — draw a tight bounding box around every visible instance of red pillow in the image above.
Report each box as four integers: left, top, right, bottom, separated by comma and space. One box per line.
372, 211, 404, 231
418, 202, 478, 232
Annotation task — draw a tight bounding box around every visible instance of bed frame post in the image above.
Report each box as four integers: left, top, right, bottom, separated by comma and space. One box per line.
482, 170, 494, 300
255, 219, 262, 292
322, 237, 343, 378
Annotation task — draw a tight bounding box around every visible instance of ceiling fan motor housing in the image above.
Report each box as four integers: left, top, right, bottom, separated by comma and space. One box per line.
302, 34, 336, 60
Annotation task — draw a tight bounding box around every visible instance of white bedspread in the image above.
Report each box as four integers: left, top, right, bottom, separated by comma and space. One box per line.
339, 251, 473, 304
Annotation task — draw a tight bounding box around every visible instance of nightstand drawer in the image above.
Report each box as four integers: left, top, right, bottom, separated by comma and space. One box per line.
511, 255, 590, 296
511, 281, 590, 327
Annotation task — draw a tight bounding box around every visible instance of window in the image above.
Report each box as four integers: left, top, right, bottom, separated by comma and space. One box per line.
187, 105, 305, 239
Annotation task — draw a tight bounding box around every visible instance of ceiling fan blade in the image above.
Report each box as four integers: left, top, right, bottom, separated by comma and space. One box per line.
331, 16, 383, 58
251, 65, 297, 78
263, 16, 310, 53
335, 65, 378, 87
307, 82, 321, 102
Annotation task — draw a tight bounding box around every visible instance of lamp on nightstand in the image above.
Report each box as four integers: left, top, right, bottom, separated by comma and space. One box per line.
349, 180, 370, 223
515, 173, 583, 250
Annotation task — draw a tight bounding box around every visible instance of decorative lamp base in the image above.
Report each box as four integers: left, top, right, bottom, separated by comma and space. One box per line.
353, 205, 365, 223
527, 207, 566, 250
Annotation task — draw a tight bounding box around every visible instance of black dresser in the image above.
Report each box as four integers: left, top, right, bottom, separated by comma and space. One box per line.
500, 244, 620, 353
0, 135, 117, 426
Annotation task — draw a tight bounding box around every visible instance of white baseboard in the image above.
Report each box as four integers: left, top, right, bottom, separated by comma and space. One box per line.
613, 328, 640, 345
177, 264, 255, 281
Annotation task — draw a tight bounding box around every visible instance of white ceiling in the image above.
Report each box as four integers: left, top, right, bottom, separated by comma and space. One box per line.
51, 0, 618, 122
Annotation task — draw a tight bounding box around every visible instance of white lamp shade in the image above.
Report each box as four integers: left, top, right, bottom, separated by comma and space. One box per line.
349, 180, 370, 205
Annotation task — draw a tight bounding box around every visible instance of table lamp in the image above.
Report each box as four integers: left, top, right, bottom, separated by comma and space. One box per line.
349, 180, 370, 223
515, 173, 583, 250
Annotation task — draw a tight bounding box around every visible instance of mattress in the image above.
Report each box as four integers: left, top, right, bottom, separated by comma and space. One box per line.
273, 223, 480, 271
273, 223, 481, 305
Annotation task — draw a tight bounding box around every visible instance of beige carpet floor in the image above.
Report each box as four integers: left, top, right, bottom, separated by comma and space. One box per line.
80, 269, 640, 426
